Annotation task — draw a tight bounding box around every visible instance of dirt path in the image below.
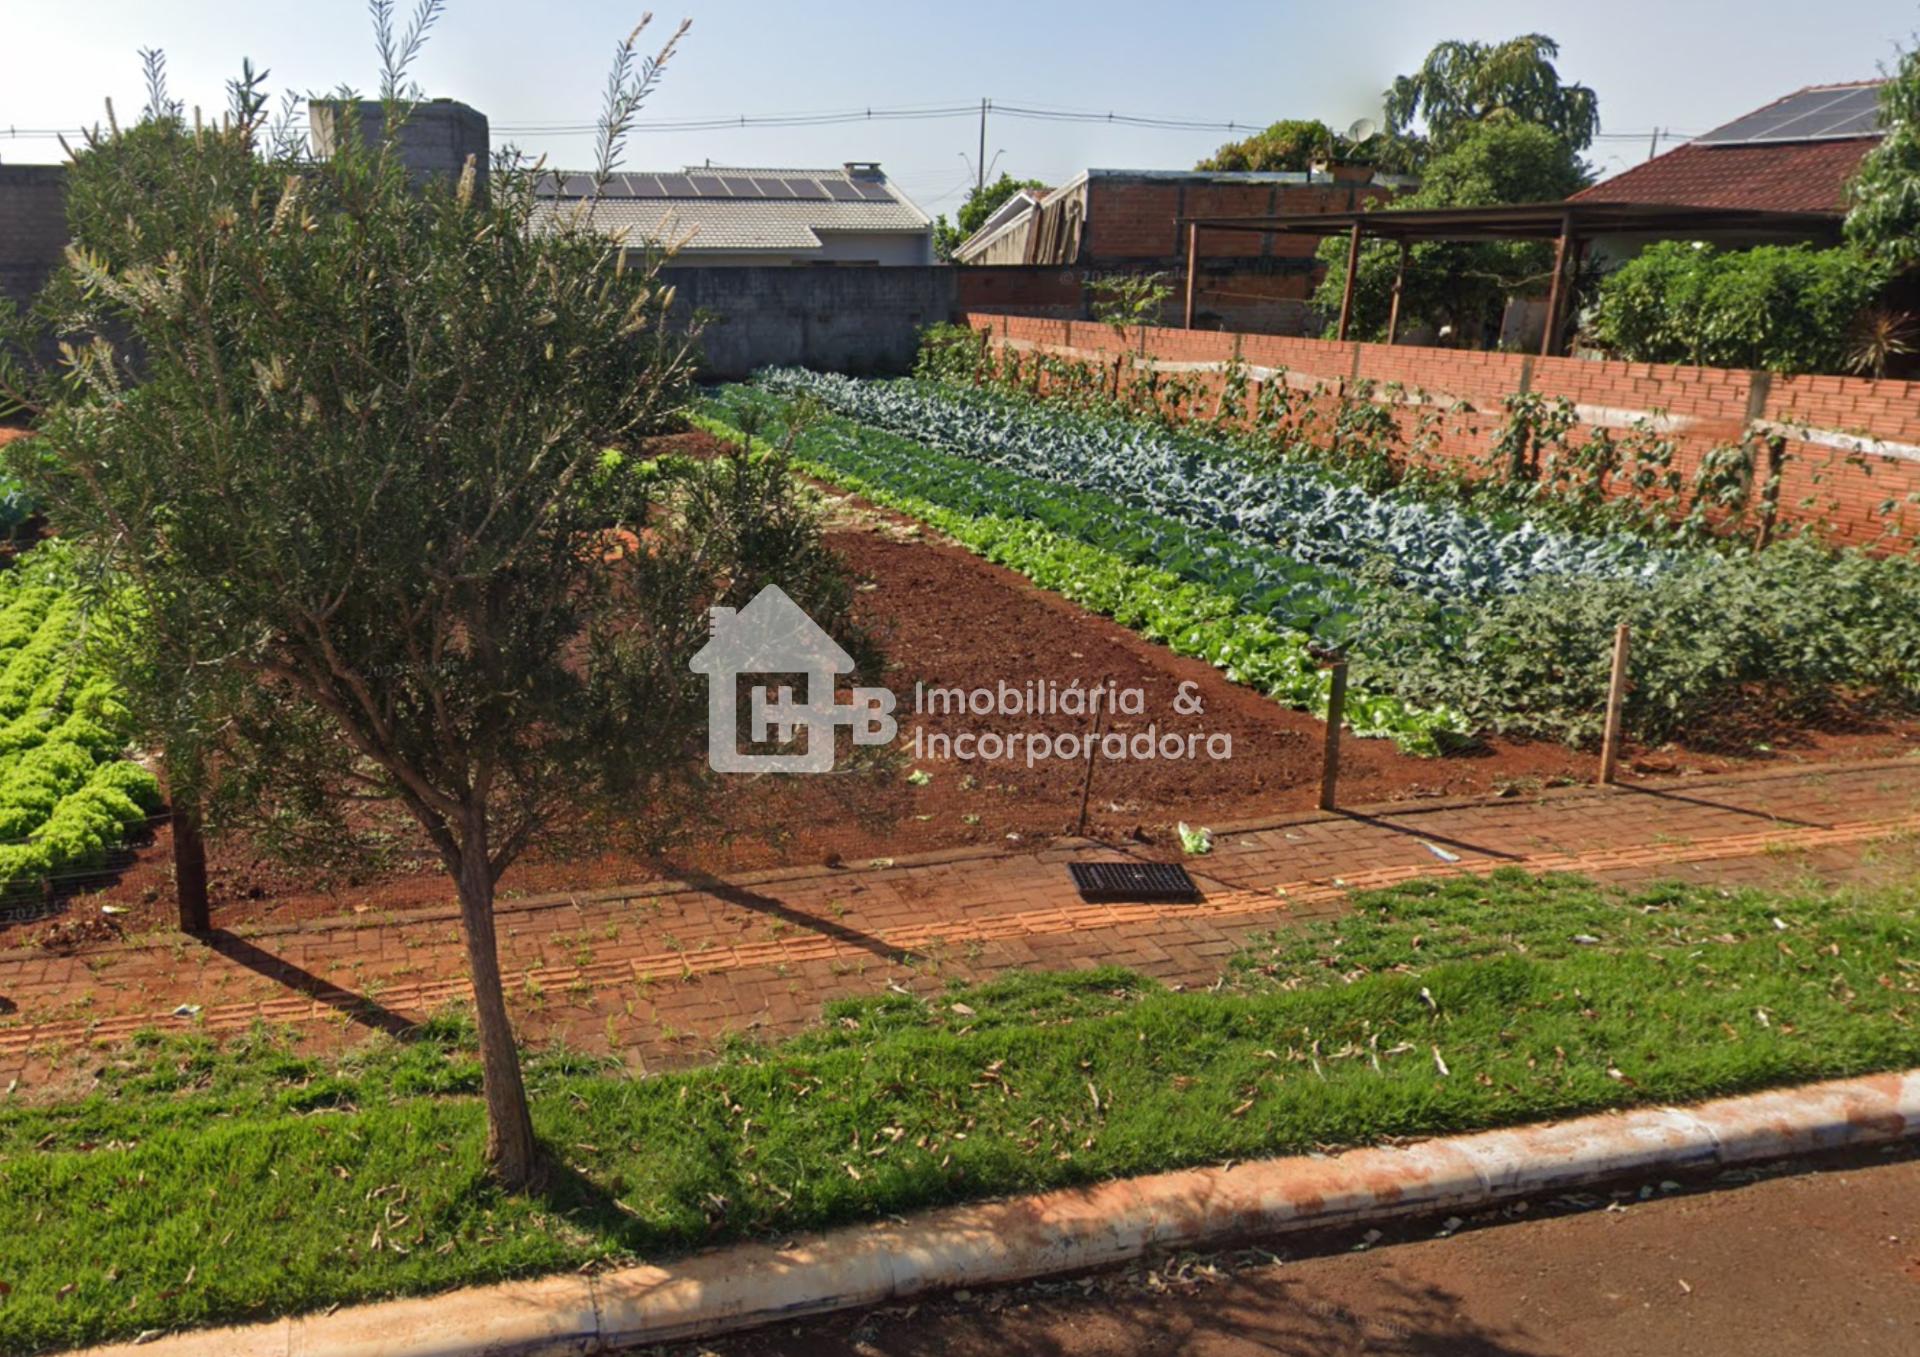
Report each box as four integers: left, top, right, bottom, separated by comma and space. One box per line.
678, 1148, 1920, 1357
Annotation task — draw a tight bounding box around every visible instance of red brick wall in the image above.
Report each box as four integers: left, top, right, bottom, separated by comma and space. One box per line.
957, 312, 1920, 548
1082, 178, 1382, 262
954, 266, 1318, 334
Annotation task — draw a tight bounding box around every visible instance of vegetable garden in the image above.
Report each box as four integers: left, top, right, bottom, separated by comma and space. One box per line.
0, 540, 161, 912
699, 347, 1920, 753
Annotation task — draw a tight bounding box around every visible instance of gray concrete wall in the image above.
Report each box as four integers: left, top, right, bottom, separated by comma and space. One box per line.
1, 166, 956, 379
0, 165, 69, 309
663, 265, 955, 379
309, 99, 490, 192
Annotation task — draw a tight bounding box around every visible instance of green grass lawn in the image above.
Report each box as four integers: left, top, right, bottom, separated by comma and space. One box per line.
3, 870, 1917, 1351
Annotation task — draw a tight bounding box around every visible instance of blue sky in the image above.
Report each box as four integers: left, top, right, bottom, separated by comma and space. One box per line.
5, 1, 1916, 218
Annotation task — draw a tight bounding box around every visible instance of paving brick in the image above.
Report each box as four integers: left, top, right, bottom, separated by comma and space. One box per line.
1, 764, 1917, 1093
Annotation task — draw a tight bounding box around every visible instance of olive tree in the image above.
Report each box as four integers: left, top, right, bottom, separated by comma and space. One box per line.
4, 10, 867, 1188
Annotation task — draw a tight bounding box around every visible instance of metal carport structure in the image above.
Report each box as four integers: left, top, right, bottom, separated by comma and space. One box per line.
1173, 201, 1844, 354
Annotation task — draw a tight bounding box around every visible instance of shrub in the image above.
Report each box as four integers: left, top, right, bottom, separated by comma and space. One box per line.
1588, 241, 1892, 374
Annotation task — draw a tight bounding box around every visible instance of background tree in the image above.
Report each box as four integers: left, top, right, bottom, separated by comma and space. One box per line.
1197, 120, 1422, 175
6, 10, 870, 1189
1386, 33, 1600, 156
1313, 120, 1590, 343
1846, 38, 1920, 269
1197, 119, 1335, 172
933, 171, 1047, 259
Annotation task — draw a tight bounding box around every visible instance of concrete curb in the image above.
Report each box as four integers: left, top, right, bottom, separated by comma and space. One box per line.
75, 1069, 1920, 1357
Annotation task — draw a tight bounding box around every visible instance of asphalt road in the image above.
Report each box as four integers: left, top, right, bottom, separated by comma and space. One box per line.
667, 1148, 1920, 1357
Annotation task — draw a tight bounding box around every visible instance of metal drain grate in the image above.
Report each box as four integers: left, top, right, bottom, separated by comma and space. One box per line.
1069, 861, 1201, 903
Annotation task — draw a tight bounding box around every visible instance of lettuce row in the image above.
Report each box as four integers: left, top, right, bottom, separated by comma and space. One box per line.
0, 554, 161, 901
690, 409, 1468, 756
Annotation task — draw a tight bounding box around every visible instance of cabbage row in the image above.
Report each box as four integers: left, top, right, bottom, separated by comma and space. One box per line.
696, 391, 1469, 754
753, 369, 1686, 605
0, 550, 161, 904
707, 384, 1383, 644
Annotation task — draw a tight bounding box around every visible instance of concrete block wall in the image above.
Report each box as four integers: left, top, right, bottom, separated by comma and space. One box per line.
308, 99, 491, 192
668, 266, 955, 379
0, 165, 69, 309
958, 311, 1920, 548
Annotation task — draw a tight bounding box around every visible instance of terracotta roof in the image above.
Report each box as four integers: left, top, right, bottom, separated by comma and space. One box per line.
1571, 138, 1877, 215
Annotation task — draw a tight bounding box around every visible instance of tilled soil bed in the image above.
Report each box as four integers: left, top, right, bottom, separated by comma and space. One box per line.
5, 432, 1915, 945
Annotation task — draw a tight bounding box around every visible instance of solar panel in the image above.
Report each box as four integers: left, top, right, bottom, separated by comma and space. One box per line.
850, 180, 894, 202
822, 179, 862, 201
624, 173, 666, 198
749, 176, 789, 198
712, 174, 756, 196
688, 175, 725, 197
782, 178, 829, 200
1696, 84, 1884, 145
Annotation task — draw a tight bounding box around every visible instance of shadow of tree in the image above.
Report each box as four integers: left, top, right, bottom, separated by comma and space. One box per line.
695, 1265, 1550, 1357
203, 928, 420, 1039
665, 863, 908, 965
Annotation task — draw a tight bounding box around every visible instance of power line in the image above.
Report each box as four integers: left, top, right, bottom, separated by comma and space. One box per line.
0, 101, 1698, 143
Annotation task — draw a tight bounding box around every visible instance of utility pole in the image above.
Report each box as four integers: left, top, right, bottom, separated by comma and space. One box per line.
1647, 127, 1662, 161
977, 97, 988, 195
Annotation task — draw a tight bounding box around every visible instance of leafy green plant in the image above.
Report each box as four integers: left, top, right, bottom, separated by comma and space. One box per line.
1086, 271, 1173, 333
695, 395, 1467, 753
1588, 241, 1892, 374
0, 552, 161, 902
1362, 536, 1920, 743
1197, 119, 1336, 172
748, 368, 1682, 606
780, 352, 1920, 747
1845, 40, 1920, 269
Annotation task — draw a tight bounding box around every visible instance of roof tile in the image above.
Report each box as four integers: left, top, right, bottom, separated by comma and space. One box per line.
1573, 138, 1878, 215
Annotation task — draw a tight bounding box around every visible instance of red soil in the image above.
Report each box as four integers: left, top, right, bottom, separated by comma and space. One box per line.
4, 432, 1916, 947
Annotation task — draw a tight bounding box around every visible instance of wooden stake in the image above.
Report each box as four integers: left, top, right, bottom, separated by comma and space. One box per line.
1318, 660, 1348, 812
1598, 624, 1631, 786
1075, 683, 1110, 836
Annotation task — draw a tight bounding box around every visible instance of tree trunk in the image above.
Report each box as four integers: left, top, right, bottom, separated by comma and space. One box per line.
453, 813, 538, 1189
170, 786, 210, 934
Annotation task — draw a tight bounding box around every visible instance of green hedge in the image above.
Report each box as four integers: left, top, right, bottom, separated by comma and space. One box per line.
1588, 241, 1891, 374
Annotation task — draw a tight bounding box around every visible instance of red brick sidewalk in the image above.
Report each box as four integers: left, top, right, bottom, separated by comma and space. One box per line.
3, 760, 1917, 1098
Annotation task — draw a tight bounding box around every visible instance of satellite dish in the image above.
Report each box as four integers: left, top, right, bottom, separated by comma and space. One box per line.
1346, 117, 1378, 143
